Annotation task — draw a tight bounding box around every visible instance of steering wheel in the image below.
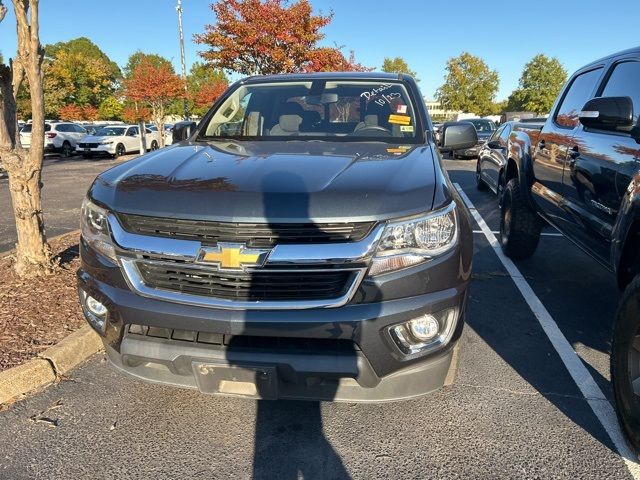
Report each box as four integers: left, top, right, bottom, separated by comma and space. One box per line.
352, 125, 392, 137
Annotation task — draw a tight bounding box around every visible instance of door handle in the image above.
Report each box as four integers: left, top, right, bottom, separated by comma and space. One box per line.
567, 146, 580, 167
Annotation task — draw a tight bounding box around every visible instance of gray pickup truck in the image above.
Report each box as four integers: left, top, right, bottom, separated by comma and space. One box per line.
77, 72, 478, 402
495, 47, 640, 450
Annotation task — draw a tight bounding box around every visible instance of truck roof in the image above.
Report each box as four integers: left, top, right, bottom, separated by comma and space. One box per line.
580, 45, 640, 69
241, 71, 406, 84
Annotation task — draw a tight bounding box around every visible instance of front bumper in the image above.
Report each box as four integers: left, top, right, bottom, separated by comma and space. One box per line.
77, 145, 115, 155
78, 242, 470, 402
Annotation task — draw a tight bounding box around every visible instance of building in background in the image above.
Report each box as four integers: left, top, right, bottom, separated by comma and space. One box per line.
423, 98, 462, 121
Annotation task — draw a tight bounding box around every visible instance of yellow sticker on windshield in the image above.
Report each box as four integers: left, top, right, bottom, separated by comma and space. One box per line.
400, 125, 414, 132
388, 114, 411, 125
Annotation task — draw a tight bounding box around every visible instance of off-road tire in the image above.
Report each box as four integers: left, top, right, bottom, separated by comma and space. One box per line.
476, 160, 489, 191
499, 178, 542, 259
612, 274, 640, 454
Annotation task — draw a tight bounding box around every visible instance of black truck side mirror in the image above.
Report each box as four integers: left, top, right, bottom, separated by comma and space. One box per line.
172, 121, 197, 143
439, 122, 478, 151
579, 96, 634, 131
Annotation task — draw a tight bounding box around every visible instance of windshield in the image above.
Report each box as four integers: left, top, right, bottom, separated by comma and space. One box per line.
465, 119, 496, 132
95, 127, 126, 136
199, 79, 422, 143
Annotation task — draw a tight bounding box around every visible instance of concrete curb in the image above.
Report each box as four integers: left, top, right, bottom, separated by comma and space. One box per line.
0, 325, 103, 405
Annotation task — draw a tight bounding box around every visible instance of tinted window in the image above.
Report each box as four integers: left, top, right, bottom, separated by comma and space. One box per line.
465, 119, 496, 132
490, 125, 505, 141
75, 125, 87, 133
21, 124, 51, 133
56, 124, 71, 132
500, 124, 511, 142
555, 68, 602, 128
601, 61, 640, 124
127, 127, 139, 136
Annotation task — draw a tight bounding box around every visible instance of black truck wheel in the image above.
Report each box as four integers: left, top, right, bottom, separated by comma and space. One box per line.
499, 178, 542, 259
612, 275, 640, 453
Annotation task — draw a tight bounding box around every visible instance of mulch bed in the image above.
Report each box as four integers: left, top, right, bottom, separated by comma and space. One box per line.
0, 232, 85, 372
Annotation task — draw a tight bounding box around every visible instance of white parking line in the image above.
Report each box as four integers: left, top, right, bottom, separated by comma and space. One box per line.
455, 183, 640, 478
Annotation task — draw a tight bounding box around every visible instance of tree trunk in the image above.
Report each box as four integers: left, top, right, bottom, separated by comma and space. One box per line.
0, 0, 53, 277
138, 119, 147, 154
153, 104, 165, 148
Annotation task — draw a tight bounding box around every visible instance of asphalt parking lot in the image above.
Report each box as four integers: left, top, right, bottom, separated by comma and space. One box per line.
0, 154, 135, 253
0, 159, 637, 479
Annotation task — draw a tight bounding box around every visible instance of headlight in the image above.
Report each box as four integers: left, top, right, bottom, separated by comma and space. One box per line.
99, 141, 113, 145
81, 198, 117, 262
369, 202, 457, 275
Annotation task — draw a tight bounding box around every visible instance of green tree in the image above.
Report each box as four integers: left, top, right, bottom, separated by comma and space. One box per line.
186, 62, 228, 117
123, 51, 174, 79
507, 54, 567, 114
436, 52, 499, 115
43, 37, 121, 117
381, 56, 418, 81
99, 96, 124, 120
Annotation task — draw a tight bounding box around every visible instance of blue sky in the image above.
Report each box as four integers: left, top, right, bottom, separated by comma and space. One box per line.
1, 0, 638, 100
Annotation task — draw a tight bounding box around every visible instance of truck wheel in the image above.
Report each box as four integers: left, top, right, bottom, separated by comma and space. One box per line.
476, 161, 488, 191
499, 178, 541, 259
612, 275, 640, 454
114, 143, 125, 158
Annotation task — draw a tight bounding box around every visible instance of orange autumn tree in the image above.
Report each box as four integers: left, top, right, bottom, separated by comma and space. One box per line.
58, 104, 83, 121
195, 0, 370, 75
193, 80, 227, 114
124, 58, 184, 147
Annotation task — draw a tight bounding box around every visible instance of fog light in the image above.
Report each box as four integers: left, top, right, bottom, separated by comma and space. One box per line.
408, 315, 439, 341
79, 290, 108, 334
86, 295, 107, 317
389, 308, 458, 355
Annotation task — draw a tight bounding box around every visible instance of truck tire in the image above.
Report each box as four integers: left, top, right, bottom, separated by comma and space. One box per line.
499, 178, 542, 259
612, 274, 640, 453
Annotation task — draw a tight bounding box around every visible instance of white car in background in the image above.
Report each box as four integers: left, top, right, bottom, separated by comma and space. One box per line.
76, 125, 160, 158
20, 122, 87, 157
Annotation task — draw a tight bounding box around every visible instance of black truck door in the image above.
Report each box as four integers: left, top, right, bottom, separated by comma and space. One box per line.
562, 59, 640, 266
532, 68, 603, 231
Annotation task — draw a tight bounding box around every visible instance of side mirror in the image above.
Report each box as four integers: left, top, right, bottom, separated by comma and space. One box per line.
486, 139, 502, 149
579, 96, 634, 131
172, 121, 197, 143
439, 122, 478, 151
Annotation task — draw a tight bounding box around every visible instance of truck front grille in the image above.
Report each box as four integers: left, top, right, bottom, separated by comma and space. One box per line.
116, 213, 374, 248
135, 261, 355, 302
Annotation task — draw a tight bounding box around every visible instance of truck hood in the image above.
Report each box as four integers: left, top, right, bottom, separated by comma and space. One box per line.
90, 140, 438, 223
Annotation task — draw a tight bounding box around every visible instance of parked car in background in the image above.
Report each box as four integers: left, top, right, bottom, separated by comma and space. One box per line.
476, 120, 546, 196
453, 118, 496, 159
20, 122, 87, 157
77, 125, 160, 158
494, 46, 640, 452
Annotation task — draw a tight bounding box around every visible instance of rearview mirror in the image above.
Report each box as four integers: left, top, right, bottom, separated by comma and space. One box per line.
172, 121, 197, 143
579, 96, 634, 131
439, 122, 478, 151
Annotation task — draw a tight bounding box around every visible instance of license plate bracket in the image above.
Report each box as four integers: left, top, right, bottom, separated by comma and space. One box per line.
192, 362, 278, 400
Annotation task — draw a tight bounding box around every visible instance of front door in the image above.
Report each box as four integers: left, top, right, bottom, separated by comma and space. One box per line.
562, 59, 640, 265
532, 67, 604, 231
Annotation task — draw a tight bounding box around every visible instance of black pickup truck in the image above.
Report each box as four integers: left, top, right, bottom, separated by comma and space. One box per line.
77, 72, 478, 402
497, 47, 640, 450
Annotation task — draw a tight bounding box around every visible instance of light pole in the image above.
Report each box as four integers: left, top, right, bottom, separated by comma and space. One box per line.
176, 0, 189, 119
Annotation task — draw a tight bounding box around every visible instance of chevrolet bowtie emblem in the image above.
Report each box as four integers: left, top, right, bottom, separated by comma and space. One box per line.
197, 243, 269, 271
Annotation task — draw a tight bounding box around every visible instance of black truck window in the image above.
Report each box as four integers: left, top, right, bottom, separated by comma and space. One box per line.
601, 61, 640, 125
554, 68, 603, 129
